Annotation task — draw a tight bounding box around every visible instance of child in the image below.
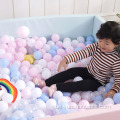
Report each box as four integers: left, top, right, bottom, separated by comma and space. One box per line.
33, 21, 120, 98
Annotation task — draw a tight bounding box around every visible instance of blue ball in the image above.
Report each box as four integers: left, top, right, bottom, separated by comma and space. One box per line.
63, 92, 72, 97
48, 50, 56, 57
86, 36, 95, 43
38, 93, 49, 102
11, 71, 21, 78
33, 51, 42, 60
10, 65, 19, 71
58, 102, 69, 114
7, 116, 19, 120
74, 47, 82, 52
0, 58, 9, 68
85, 41, 93, 46
113, 93, 120, 104
51, 45, 59, 51
94, 95, 104, 102
105, 82, 113, 92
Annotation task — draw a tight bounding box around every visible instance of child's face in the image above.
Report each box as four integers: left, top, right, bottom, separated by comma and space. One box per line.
98, 39, 119, 53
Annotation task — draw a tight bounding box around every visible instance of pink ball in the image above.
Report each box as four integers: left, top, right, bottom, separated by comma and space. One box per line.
69, 102, 78, 110
15, 52, 24, 61
2, 52, 13, 61
43, 53, 52, 62
57, 49, 65, 57
47, 61, 56, 70
1, 35, 10, 44
29, 67, 39, 77
39, 49, 46, 55
42, 86, 49, 93
56, 41, 63, 48
77, 43, 85, 49
17, 39, 27, 47
35, 74, 42, 80
8, 41, 16, 48
17, 26, 30, 38
18, 47, 27, 55
66, 46, 74, 54
34, 40, 43, 49
21, 61, 30, 68
51, 34, 60, 42
20, 66, 29, 75
0, 44, 8, 50
78, 100, 90, 110
53, 55, 62, 63
6, 47, 15, 54
39, 37, 47, 45
21, 87, 32, 99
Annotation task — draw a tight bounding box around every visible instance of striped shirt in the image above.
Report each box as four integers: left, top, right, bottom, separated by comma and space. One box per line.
64, 43, 120, 92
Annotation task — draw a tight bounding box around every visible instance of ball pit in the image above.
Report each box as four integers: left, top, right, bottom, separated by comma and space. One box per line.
1, 15, 120, 120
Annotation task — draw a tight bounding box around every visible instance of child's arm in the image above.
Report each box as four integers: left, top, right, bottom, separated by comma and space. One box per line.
64, 43, 97, 64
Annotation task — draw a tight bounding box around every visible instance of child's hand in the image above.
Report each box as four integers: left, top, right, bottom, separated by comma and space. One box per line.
105, 89, 116, 98
57, 58, 67, 72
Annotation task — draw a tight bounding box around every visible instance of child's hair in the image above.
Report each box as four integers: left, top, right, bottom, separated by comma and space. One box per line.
96, 21, 120, 45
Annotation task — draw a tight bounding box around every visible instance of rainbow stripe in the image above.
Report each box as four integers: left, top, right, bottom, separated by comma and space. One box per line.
0, 79, 18, 103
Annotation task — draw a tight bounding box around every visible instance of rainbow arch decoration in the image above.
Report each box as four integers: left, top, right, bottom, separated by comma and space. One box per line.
0, 78, 18, 103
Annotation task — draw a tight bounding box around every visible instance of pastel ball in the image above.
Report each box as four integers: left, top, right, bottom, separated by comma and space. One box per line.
51, 45, 59, 51
0, 58, 9, 68
113, 93, 120, 104
33, 51, 42, 60
74, 47, 82, 52
93, 95, 104, 102
105, 82, 113, 92
51, 33, 60, 42
86, 35, 95, 43
48, 50, 56, 57
17, 26, 30, 38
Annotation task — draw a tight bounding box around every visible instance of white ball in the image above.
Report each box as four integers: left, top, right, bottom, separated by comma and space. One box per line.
15, 80, 26, 90
33, 110, 45, 118
77, 36, 85, 43
47, 40, 55, 46
2, 93, 13, 103
32, 88, 42, 98
42, 69, 51, 79
0, 49, 6, 58
58, 96, 69, 104
0, 68, 10, 75
12, 61, 21, 68
71, 92, 81, 103
13, 110, 25, 118
35, 100, 46, 111
71, 40, 79, 48
63, 38, 71, 42
27, 39, 35, 47
103, 98, 114, 105
0, 74, 10, 81
53, 91, 63, 101
68, 62, 77, 68
0, 101, 8, 112
43, 44, 50, 52
63, 41, 71, 48
46, 99, 57, 110
38, 59, 47, 68
34, 64, 42, 73
26, 81, 35, 89
81, 91, 91, 102
73, 76, 83, 82
16, 90, 21, 101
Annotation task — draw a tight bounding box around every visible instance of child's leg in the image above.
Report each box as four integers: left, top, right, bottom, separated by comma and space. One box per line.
56, 78, 102, 92
45, 67, 92, 87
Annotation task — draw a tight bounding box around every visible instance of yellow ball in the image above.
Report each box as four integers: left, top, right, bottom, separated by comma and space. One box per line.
23, 55, 35, 64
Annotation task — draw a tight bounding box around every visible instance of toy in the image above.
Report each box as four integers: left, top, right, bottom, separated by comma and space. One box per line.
23, 54, 35, 64
0, 79, 18, 103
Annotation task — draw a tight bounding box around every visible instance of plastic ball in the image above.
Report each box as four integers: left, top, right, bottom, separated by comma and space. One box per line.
21, 87, 32, 99
17, 26, 30, 38
66, 46, 74, 54
35, 100, 46, 111
34, 40, 43, 49
78, 100, 90, 109
8, 41, 16, 48
57, 49, 65, 57
77, 43, 85, 49
53, 91, 63, 101
46, 99, 57, 110
113, 93, 120, 104
33, 51, 42, 60
81, 92, 92, 102
21, 61, 30, 68
17, 38, 27, 47
39, 37, 47, 45
0, 49, 6, 58
33, 110, 45, 118
1, 35, 10, 44
47, 61, 56, 70
13, 110, 25, 118
18, 47, 27, 55
15, 80, 26, 90
43, 53, 52, 62
28, 67, 39, 77
38, 59, 47, 68
63, 92, 72, 97
103, 98, 114, 105
77, 36, 85, 43
43, 44, 50, 52
0, 101, 8, 112
39, 93, 49, 102
27, 39, 35, 47
0, 68, 10, 75
2, 92, 13, 103
47, 40, 55, 47
53, 55, 62, 63
15, 52, 24, 61
32, 88, 42, 98
93, 95, 104, 102
0, 58, 9, 68
56, 41, 63, 48
63, 41, 71, 48
48, 50, 56, 57
71, 92, 81, 103
42, 69, 51, 79
73, 76, 83, 82
58, 96, 69, 104
86, 35, 95, 43
105, 82, 113, 92
51, 45, 59, 51
63, 38, 71, 42
71, 40, 79, 48
51, 33, 60, 42
97, 86, 107, 96
58, 102, 69, 114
